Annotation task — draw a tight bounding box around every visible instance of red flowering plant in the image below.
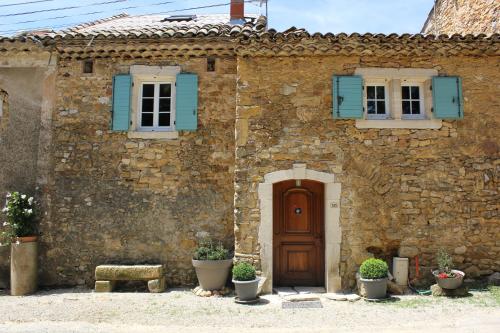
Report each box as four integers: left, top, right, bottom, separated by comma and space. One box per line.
436, 248, 462, 279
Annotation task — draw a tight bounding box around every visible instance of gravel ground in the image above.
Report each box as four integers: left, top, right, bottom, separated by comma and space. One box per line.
0, 287, 499, 333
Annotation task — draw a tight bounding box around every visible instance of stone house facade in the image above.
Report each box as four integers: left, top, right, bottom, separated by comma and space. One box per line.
0, 1, 499, 291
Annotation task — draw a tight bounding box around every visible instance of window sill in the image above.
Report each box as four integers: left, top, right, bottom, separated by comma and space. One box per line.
366, 116, 390, 120
355, 119, 442, 129
127, 131, 179, 140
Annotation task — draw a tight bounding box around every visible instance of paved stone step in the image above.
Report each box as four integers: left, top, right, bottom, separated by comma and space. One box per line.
273, 287, 297, 297
284, 294, 321, 302
294, 286, 326, 294
324, 293, 361, 302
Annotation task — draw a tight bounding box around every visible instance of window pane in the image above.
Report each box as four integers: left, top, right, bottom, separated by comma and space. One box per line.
142, 98, 154, 112
160, 84, 171, 98
141, 113, 153, 127
402, 101, 411, 114
367, 86, 375, 99
367, 101, 376, 114
142, 84, 155, 98
402, 86, 410, 100
411, 86, 420, 99
376, 86, 385, 99
159, 98, 171, 112
377, 101, 386, 114
411, 101, 420, 114
158, 113, 171, 127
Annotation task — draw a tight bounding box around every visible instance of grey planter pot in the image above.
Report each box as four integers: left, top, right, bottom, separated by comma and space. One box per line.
359, 277, 388, 299
232, 277, 260, 302
192, 258, 233, 291
432, 269, 464, 290
11, 238, 38, 296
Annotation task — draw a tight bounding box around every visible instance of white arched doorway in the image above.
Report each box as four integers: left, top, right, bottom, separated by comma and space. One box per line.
258, 164, 342, 293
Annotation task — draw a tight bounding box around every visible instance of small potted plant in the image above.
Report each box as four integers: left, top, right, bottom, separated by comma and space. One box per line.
192, 239, 233, 291
359, 258, 389, 299
232, 262, 260, 303
0, 192, 38, 296
432, 248, 464, 290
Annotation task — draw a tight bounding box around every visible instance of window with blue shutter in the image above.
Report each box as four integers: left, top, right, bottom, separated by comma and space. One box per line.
332, 75, 363, 119
111, 74, 132, 131
432, 76, 463, 119
175, 73, 198, 131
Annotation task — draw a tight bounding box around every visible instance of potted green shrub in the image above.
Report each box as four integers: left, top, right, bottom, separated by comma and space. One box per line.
192, 240, 233, 291
432, 248, 464, 290
232, 262, 260, 303
359, 258, 389, 299
0, 192, 38, 296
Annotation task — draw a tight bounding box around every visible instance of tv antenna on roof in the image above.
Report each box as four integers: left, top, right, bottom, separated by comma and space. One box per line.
258, 0, 268, 28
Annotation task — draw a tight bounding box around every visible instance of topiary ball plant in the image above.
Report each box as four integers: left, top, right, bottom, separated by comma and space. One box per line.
359, 258, 389, 280
232, 262, 256, 281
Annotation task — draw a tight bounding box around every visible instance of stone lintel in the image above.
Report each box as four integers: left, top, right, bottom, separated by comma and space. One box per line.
95, 265, 164, 281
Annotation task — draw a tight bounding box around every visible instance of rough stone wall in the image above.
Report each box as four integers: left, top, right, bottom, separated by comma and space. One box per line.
0, 89, 8, 132
0, 68, 48, 288
422, 0, 499, 35
0, 68, 46, 196
0, 89, 9, 288
234, 55, 499, 289
40, 56, 237, 287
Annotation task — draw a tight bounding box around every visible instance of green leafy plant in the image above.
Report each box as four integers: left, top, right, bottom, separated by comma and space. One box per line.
193, 239, 230, 261
359, 258, 388, 280
0, 192, 38, 245
232, 262, 256, 281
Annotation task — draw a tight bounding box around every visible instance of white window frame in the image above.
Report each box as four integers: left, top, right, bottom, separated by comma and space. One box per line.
400, 82, 426, 120
354, 68, 442, 129
364, 79, 390, 120
137, 82, 175, 132
128, 65, 181, 139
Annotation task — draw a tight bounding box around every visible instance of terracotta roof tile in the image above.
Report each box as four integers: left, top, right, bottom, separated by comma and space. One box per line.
28, 13, 266, 40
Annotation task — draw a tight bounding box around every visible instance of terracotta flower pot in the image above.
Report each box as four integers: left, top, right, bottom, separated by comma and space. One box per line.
432, 269, 464, 290
15, 236, 38, 243
11, 236, 38, 296
192, 258, 232, 291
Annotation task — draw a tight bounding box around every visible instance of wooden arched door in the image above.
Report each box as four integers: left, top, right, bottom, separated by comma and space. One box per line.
273, 180, 325, 287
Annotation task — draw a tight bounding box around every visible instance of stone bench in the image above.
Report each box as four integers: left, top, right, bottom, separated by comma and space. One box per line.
95, 265, 166, 293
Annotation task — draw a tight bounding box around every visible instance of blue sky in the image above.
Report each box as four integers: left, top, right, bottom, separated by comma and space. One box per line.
0, 0, 435, 36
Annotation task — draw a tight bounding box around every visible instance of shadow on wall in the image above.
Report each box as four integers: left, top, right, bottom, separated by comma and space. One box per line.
0, 245, 9, 289
0, 68, 45, 195
0, 68, 46, 289
0, 89, 7, 130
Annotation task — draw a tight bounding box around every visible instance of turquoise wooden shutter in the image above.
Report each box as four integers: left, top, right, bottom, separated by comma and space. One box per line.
111, 74, 132, 131
176, 73, 198, 131
432, 76, 463, 119
332, 75, 363, 119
